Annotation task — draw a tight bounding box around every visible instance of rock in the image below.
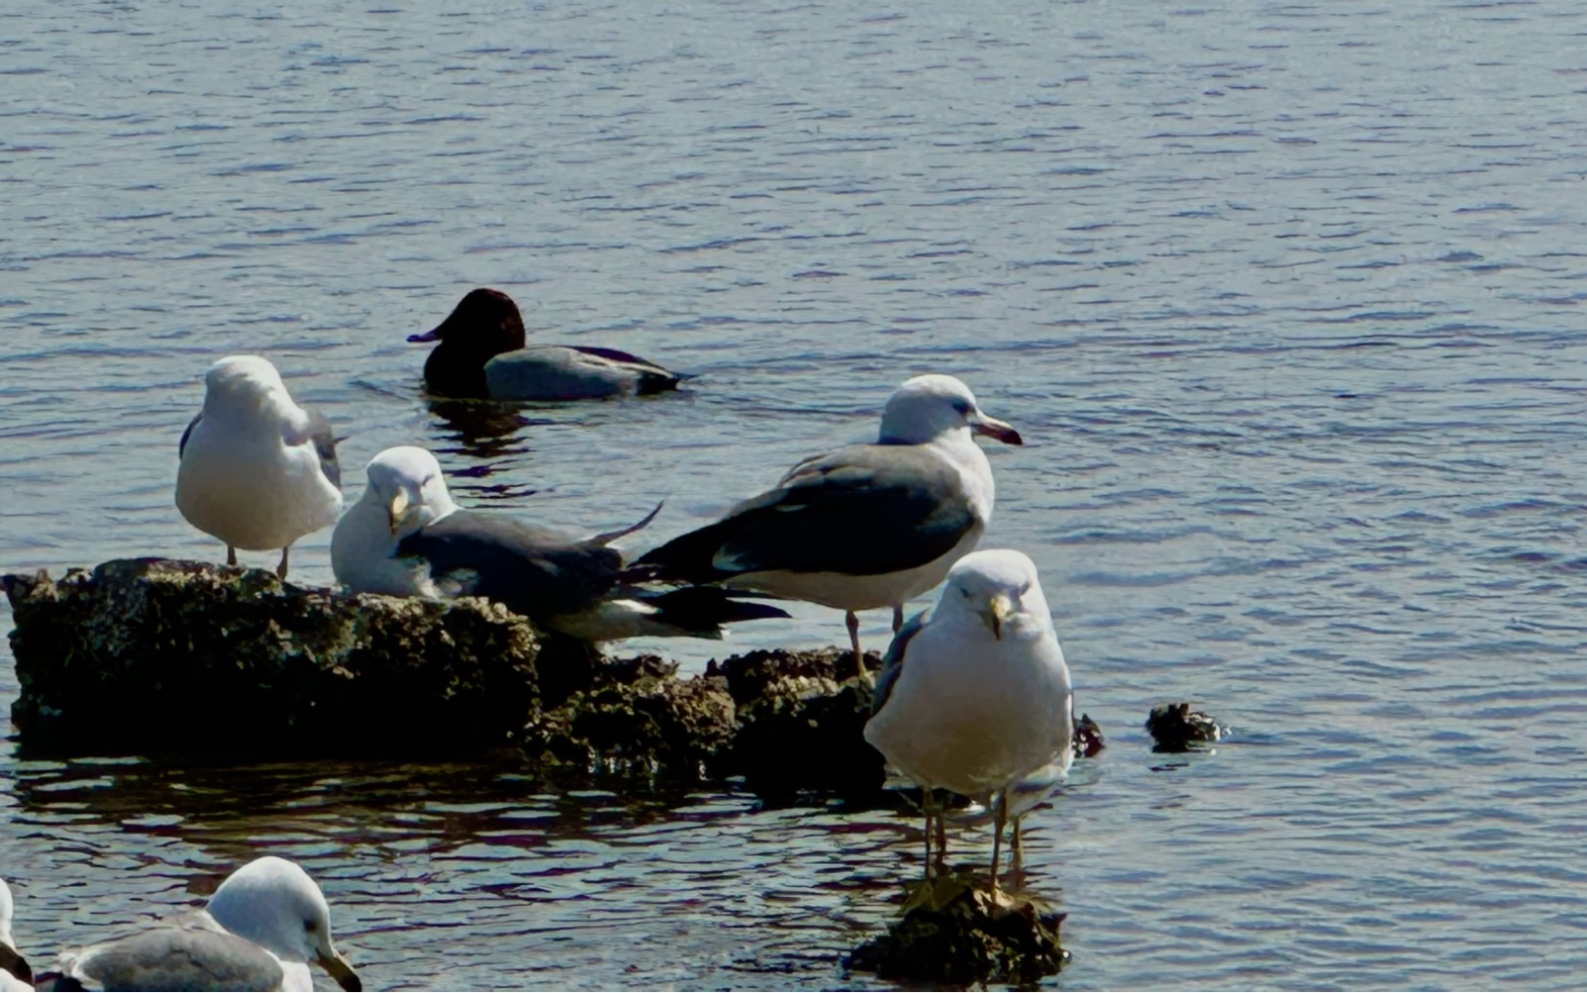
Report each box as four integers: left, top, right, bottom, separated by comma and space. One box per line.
523, 655, 737, 777
709, 647, 886, 795
846, 873, 1067, 984
1074, 712, 1106, 758
1145, 702, 1222, 751
2, 558, 541, 757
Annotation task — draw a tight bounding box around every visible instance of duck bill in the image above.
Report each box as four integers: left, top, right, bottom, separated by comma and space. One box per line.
406, 326, 441, 343
316, 948, 362, 992
981, 593, 1014, 640
971, 414, 1023, 446
0, 944, 31, 986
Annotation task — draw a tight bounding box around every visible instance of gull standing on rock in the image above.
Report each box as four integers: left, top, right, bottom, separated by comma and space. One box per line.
330, 446, 789, 642
864, 550, 1073, 893
175, 356, 342, 579
635, 374, 1022, 681
0, 879, 32, 992
36, 856, 359, 993
409, 288, 683, 401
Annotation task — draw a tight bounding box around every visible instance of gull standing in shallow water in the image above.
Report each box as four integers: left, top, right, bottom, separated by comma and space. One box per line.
37, 856, 359, 993
330, 446, 789, 642
634, 374, 1022, 682
175, 356, 342, 579
0, 878, 32, 991
864, 550, 1073, 893
409, 288, 683, 401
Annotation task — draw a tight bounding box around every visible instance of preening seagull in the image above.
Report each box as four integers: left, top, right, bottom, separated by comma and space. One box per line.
0, 878, 31, 992
37, 856, 359, 993
330, 446, 789, 642
864, 549, 1073, 893
634, 374, 1022, 681
409, 288, 682, 401
174, 355, 343, 579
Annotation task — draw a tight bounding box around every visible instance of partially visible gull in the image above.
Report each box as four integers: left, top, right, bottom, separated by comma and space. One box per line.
37, 856, 359, 993
864, 549, 1073, 893
0, 878, 31, 992
174, 355, 343, 579
634, 374, 1022, 681
409, 288, 682, 401
330, 446, 789, 642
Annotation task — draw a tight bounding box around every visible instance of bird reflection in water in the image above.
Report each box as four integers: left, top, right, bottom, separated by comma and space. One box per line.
425, 397, 551, 462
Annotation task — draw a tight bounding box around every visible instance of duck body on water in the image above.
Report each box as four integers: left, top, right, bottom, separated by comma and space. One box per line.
409, 288, 683, 401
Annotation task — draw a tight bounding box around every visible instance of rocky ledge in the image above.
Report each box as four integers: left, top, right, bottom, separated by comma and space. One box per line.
3, 559, 1102, 790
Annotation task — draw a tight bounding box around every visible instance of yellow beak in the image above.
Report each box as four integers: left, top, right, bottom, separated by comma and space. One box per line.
984, 593, 1013, 640
387, 489, 411, 535
316, 947, 362, 992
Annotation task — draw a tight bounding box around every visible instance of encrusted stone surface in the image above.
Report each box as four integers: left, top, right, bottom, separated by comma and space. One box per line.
2, 558, 540, 757
1145, 701, 1222, 752
846, 874, 1068, 985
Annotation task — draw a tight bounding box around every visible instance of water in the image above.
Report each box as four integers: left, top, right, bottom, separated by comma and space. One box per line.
4, 0, 1587, 987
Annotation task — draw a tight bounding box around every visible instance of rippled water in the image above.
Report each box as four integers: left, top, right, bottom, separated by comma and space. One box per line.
6, 0, 1587, 988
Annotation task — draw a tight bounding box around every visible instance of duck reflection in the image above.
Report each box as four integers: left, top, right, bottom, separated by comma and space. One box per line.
424, 397, 549, 461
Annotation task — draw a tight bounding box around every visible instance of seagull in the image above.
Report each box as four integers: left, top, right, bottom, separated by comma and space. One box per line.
0, 879, 31, 992
174, 356, 343, 579
634, 374, 1022, 682
37, 856, 359, 993
330, 446, 790, 642
409, 288, 682, 401
864, 549, 1073, 894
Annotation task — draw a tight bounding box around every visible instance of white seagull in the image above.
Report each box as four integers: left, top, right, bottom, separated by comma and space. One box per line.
634, 374, 1022, 680
40, 856, 359, 993
864, 549, 1073, 893
175, 356, 343, 579
0, 878, 31, 991
330, 446, 788, 642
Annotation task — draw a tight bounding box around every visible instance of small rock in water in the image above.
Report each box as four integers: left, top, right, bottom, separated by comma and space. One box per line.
1146, 702, 1222, 751
846, 873, 1067, 985
1074, 712, 1105, 758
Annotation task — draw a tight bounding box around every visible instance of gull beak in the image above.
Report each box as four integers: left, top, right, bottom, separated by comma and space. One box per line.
983, 593, 1014, 640
0, 944, 31, 986
406, 326, 441, 343
970, 412, 1023, 446
387, 489, 411, 535
316, 947, 362, 992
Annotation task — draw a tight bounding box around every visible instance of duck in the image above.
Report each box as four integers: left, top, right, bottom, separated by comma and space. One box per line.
408, 288, 683, 401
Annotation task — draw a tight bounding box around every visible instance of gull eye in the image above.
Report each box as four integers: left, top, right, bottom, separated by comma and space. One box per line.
304, 919, 318, 934
961, 587, 973, 599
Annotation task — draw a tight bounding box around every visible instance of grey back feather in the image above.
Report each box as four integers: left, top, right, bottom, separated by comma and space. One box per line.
871, 608, 930, 715
66, 925, 283, 992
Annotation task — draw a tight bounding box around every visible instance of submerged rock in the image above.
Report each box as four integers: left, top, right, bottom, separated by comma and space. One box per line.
2, 558, 540, 757
846, 873, 1067, 985
1146, 701, 1222, 751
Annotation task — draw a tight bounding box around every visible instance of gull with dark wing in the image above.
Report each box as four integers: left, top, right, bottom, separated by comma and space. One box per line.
174, 355, 342, 579
330, 446, 788, 642
634, 374, 1022, 681
409, 288, 682, 401
36, 856, 359, 993
864, 550, 1073, 893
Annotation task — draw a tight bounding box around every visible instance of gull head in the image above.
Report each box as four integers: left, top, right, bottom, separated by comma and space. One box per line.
203, 355, 296, 415
360, 446, 458, 539
878, 374, 1023, 447
205, 856, 361, 992
940, 549, 1050, 641
407, 287, 527, 356
0, 878, 30, 987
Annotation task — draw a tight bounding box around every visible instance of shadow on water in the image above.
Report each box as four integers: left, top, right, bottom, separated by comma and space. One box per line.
424, 397, 553, 463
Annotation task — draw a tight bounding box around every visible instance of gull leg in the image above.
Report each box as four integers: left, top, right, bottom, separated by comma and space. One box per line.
847, 610, 871, 685
892, 604, 904, 633
921, 789, 936, 882
989, 789, 1009, 897
1012, 816, 1024, 891
226, 545, 237, 567
276, 545, 291, 579
935, 799, 948, 875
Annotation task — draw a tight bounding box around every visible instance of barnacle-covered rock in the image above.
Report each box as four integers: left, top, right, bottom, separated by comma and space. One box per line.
2, 558, 540, 757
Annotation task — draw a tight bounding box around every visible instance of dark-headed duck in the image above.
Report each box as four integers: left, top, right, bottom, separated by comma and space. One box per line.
408, 288, 683, 401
